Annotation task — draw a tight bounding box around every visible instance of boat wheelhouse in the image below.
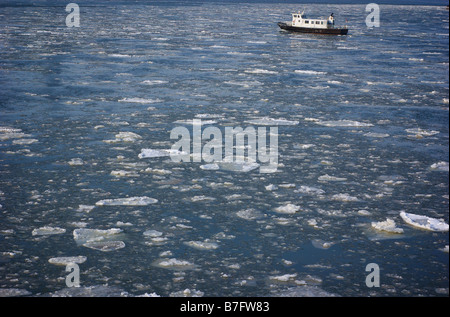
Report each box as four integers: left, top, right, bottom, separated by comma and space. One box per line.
278, 11, 348, 35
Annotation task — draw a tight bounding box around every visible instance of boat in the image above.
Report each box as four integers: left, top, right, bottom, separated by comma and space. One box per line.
278, 11, 348, 35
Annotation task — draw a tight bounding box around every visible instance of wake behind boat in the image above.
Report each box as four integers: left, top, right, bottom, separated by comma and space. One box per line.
278, 11, 348, 35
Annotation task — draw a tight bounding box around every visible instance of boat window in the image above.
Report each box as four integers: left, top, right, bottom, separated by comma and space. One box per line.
305, 20, 309, 24
321, 21, 324, 24
316, 21, 320, 24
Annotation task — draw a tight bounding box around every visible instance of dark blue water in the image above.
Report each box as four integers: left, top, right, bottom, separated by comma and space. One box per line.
0, 2, 448, 297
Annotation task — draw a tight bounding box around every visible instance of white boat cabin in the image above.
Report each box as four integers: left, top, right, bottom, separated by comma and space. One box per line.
291, 11, 335, 29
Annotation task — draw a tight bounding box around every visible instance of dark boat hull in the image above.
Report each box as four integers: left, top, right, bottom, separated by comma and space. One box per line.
278, 22, 348, 35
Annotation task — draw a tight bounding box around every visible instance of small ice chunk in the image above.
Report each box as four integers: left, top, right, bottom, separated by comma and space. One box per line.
32, 226, 66, 236
245, 117, 299, 126
114, 131, 142, 142
441, 245, 449, 253
279, 183, 296, 189
83, 241, 125, 252
371, 218, 404, 234
405, 128, 439, 137
265, 184, 278, 191
311, 239, 334, 249
331, 193, 359, 202
184, 240, 219, 250
269, 273, 298, 282
110, 170, 139, 177
12, 138, 38, 145
274, 204, 300, 214
138, 148, 186, 159
430, 162, 449, 172
68, 158, 84, 166
316, 120, 373, 127
295, 186, 325, 195
77, 205, 95, 213
143, 230, 163, 238
170, 289, 204, 297
95, 196, 158, 206
236, 208, 264, 220
48, 256, 87, 266
152, 258, 197, 271
318, 174, 347, 182
400, 211, 449, 232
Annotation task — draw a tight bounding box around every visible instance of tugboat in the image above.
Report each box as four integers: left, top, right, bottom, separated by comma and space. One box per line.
278, 11, 348, 35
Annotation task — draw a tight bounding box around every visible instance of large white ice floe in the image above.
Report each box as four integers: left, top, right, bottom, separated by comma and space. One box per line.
32, 226, 66, 236
371, 218, 404, 234
95, 196, 158, 206
48, 256, 87, 266
107, 131, 142, 143
399, 211, 449, 232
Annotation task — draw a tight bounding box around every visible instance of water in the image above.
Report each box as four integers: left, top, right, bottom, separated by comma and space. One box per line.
0, 2, 448, 297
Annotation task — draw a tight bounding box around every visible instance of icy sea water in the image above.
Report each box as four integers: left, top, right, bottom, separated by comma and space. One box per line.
0, 2, 448, 297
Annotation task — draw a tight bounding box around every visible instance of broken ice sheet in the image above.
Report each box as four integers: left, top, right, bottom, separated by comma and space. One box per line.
73, 228, 123, 244
400, 211, 449, 232
32, 226, 66, 236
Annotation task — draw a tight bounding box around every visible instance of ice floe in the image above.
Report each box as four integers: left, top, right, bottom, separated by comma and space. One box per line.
315, 120, 373, 127
95, 196, 158, 206
119, 97, 162, 104
244, 68, 278, 74
399, 211, 449, 232
138, 148, 185, 159
405, 128, 439, 137
274, 204, 301, 214
245, 117, 299, 126
143, 230, 163, 238
430, 162, 449, 172
184, 240, 219, 250
32, 226, 66, 236
295, 186, 325, 195
48, 256, 87, 266
294, 70, 327, 75
68, 158, 84, 166
77, 205, 95, 213
371, 218, 404, 234
152, 258, 197, 271
331, 194, 359, 202
236, 208, 265, 220
318, 174, 347, 182
311, 239, 334, 249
